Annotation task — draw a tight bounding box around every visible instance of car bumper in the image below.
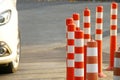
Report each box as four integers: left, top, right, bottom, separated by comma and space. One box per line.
0, 52, 16, 64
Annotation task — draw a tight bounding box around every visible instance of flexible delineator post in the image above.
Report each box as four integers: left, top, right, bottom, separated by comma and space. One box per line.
83, 7, 91, 80
66, 18, 74, 26
73, 13, 80, 30
106, 2, 118, 71
66, 23, 76, 80
95, 6, 106, 77
74, 30, 84, 80
66, 18, 74, 38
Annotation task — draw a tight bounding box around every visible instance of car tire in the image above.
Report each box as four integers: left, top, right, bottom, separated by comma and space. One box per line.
7, 31, 21, 73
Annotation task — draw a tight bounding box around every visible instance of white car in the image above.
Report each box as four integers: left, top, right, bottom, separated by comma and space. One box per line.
0, 0, 20, 73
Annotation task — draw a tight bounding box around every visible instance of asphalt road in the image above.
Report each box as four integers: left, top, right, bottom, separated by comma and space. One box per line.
17, 1, 120, 46
0, 1, 120, 80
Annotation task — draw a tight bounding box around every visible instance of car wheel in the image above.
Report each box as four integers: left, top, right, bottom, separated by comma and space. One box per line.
7, 31, 21, 73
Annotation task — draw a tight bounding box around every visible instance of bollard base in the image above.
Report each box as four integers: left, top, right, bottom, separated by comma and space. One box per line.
105, 66, 113, 71
98, 72, 107, 78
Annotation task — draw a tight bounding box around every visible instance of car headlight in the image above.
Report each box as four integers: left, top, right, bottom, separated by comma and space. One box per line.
0, 47, 7, 56
0, 41, 11, 57
0, 10, 11, 26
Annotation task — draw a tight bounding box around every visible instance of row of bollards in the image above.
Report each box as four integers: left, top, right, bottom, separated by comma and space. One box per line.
66, 2, 120, 80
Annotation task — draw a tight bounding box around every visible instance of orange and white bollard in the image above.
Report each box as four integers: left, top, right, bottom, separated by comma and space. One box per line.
66, 18, 74, 26
95, 6, 106, 77
83, 7, 91, 80
106, 2, 118, 71
87, 40, 98, 80
73, 13, 80, 30
113, 47, 120, 80
74, 30, 84, 80
66, 23, 76, 80
66, 18, 74, 38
